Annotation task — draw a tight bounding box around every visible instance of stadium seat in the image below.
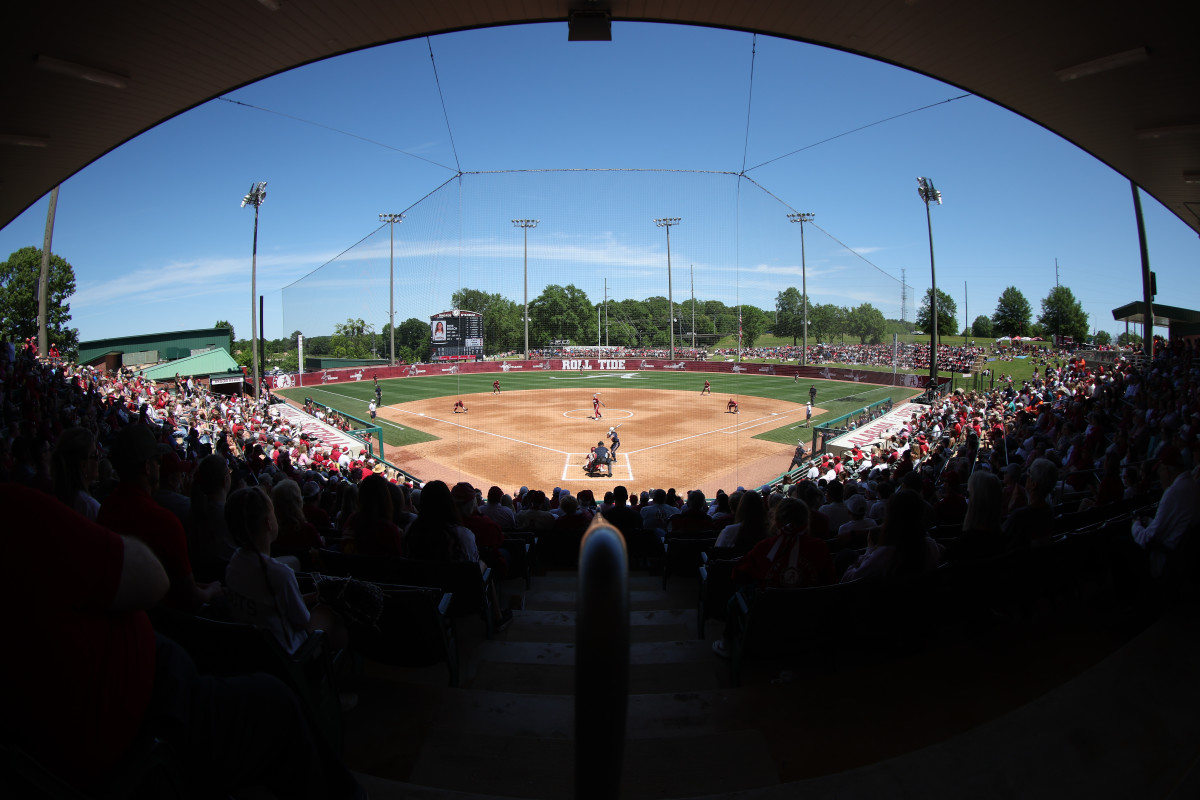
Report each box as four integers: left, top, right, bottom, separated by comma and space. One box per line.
316, 549, 497, 637
697, 553, 740, 639
729, 579, 870, 686
148, 607, 344, 756
662, 536, 716, 589
348, 583, 460, 687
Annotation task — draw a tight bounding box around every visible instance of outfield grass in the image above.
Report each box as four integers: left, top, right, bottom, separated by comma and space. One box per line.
276, 370, 922, 451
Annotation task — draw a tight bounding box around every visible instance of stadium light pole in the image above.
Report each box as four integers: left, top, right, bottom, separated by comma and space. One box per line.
379, 213, 405, 366
241, 181, 267, 400
654, 217, 681, 359
513, 219, 539, 359
787, 213, 814, 366
917, 177, 942, 395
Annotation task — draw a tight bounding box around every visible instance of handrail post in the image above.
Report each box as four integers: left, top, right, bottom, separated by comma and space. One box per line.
575, 519, 630, 800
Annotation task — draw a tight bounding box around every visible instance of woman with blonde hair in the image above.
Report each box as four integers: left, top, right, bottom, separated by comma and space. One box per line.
946, 470, 1006, 561
224, 485, 347, 653
270, 478, 324, 567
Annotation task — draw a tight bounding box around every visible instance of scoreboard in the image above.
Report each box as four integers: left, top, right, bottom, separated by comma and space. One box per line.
430, 309, 484, 360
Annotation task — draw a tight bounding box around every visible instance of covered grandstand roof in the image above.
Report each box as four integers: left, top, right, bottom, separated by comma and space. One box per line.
2, 2, 1198, 238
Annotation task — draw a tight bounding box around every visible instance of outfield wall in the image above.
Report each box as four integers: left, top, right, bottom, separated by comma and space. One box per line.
267, 359, 948, 391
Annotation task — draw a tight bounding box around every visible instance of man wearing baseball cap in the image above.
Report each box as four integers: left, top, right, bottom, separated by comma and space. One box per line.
98, 425, 221, 611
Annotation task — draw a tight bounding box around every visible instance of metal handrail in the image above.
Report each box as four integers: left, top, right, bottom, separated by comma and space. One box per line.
575, 520, 630, 800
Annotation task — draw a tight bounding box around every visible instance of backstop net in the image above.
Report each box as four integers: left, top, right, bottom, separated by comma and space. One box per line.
278, 168, 907, 355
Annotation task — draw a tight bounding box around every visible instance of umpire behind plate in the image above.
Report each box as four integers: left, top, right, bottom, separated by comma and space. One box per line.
587, 440, 613, 477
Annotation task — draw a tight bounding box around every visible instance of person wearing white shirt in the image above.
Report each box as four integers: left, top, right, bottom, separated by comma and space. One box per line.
1132, 447, 1200, 578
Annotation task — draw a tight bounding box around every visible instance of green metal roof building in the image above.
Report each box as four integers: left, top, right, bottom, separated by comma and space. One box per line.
77, 327, 233, 367
137, 348, 241, 382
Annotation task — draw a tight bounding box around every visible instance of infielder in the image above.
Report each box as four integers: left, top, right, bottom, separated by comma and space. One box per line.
726, 398, 739, 414
493, 379, 501, 395
701, 379, 711, 395
453, 399, 468, 413
592, 392, 606, 420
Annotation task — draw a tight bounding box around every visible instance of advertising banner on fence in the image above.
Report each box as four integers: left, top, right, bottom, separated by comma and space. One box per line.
271, 359, 951, 389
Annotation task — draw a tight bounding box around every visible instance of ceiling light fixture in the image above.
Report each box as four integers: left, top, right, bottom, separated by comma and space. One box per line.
1183, 172, 1200, 185
1055, 46, 1148, 82
35, 55, 128, 89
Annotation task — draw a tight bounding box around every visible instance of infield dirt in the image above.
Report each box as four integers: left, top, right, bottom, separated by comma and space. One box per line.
378, 387, 818, 496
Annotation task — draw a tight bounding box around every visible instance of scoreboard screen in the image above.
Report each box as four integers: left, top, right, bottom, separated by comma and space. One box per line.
430, 310, 484, 360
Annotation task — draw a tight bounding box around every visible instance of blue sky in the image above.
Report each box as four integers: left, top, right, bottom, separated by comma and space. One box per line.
1, 22, 1195, 344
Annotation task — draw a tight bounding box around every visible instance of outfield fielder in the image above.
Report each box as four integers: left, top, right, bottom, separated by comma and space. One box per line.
592, 392, 606, 420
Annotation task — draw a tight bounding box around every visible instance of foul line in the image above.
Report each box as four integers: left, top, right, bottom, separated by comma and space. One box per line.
304, 385, 566, 453
384, 406, 569, 455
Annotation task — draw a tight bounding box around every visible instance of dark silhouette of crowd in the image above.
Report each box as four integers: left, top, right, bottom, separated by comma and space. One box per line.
3, 329, 1197, 797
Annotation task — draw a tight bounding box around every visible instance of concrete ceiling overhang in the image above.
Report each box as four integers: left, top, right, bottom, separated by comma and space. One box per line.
2, 1, 1198, 234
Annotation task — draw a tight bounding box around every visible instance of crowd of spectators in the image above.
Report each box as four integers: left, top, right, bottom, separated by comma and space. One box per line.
3, 327, 1197, 796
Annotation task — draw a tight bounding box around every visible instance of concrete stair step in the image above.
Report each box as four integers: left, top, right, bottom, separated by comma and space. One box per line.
462, 640, 721, 694
507, 608, 695, 644
522, 589, 693, 613
406, 728, 777, 800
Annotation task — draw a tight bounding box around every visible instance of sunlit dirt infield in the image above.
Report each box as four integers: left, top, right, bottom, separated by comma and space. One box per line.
379, 387, 819, 497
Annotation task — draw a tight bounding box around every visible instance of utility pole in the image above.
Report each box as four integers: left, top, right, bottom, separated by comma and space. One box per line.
604, 278, 609, 346
787, 212, 814, 366
379, 213, 404, 366
690, 265, 696, 351
241, 182, 268, 400
513, 219, 539, 360
654, 217, 681, 359
37, 185, 60, 357
917, 177, 942, 394
1055, 258, 1060, 288
964, 280, 968, 340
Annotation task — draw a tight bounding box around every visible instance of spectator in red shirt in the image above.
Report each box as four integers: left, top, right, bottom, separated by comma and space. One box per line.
97, 425, 222, 611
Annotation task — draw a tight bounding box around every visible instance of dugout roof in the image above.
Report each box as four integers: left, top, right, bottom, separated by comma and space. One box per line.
1112, 301, 1200, 338
2, 2, 1198, 239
